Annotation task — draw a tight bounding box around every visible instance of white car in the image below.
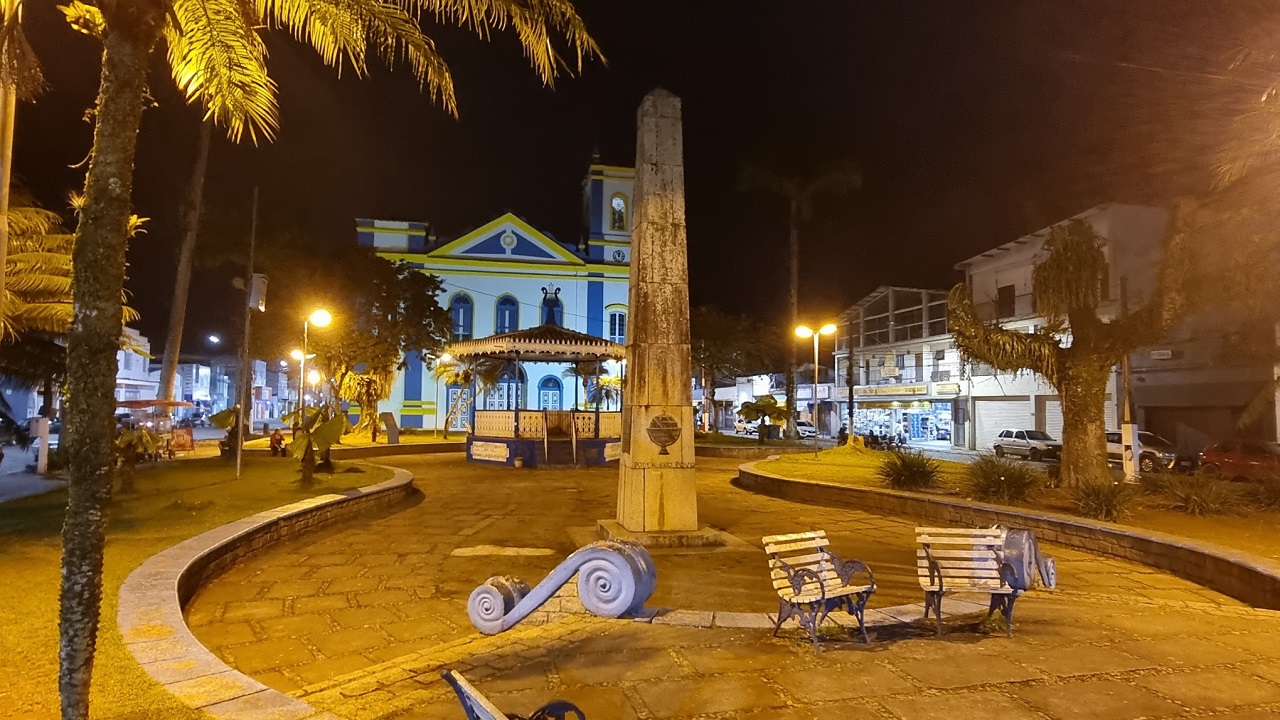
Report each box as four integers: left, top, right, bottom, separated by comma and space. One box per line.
1104, 430, 1179, 473
735, 418, 760, 435
795, 420, 818, 439
992, 429, 1061, 462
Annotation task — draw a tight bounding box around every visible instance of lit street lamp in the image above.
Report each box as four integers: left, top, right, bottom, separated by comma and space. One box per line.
795, 323, 837, 452
298, 309, 332, 416
207, 334, 221, 345
433, 352, 453, 437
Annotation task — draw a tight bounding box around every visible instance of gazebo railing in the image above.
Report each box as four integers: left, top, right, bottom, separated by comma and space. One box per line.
474, 411, 516, 439
472, 409, 620, 441
518, 412, 545, 439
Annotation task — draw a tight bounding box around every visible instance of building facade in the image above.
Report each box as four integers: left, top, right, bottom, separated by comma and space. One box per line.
359, 164, 634, 430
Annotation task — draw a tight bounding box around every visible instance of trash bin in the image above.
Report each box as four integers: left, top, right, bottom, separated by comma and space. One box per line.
765, 424, 781, 440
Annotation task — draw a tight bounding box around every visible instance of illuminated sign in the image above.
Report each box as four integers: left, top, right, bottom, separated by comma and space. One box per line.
854, 384, 928, 397
934, 382, 961, 395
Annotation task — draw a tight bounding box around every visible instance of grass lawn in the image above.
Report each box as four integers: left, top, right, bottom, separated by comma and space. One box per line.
244, 429, 457, 449
0, 456, 393, 719
693, 431, 815, 448
759, 447, 1280, 563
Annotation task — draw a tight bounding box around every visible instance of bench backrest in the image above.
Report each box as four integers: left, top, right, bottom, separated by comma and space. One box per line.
442, 670, 508, 720
916, 527, 1008, 592
763, 530, 844, 598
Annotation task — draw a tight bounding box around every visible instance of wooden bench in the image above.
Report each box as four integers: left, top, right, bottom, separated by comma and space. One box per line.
442, 670, 585, 720
764, 530, 876, 648
917, 526, 1033, 637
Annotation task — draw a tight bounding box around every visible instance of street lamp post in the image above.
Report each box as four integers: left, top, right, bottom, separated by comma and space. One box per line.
795, 323, 837, 454
297, 309, 331, 417
434, 353, 452, 438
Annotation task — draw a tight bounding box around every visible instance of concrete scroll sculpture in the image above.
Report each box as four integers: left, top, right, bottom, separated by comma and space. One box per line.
467, 540, 657, 635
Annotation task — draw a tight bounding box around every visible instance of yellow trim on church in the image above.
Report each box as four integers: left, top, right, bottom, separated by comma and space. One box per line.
427, 213, 585, 266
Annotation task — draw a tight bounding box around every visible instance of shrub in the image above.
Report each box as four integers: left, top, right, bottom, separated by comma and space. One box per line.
1246, 471, 1280, 511
1138, 470, 1175, 496
1071, 480, 1139, 522
877, 450, 941, 491
1164, 474, 1236, 515
966, 454, 1043, 503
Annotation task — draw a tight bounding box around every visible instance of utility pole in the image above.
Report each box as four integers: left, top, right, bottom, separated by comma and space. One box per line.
235, 188, 259, 480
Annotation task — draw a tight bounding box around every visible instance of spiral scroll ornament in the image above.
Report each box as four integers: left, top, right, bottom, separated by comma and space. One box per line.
467, 540, 657, 635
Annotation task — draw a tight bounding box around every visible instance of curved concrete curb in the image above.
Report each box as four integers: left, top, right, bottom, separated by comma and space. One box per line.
735, 461, 1280, 610
695, 444, 817, 459
243, 441, 464, 460
117, 466, 416, 720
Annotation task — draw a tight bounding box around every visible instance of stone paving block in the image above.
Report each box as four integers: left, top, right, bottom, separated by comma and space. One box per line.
554, 646, 689, 686
713, 611, 777, 629
310, 628, 391, 657
357, 589, 416, 607
259, 614, 335, 639
265, 580, 326, 600
1136, 668, 1280, 709
293, 655, 379, 686
1013, 678, 1182, 720
879, 690, 1044, 720
381, 616, 457, 643
330, 606, 401, 629
634, 674, 786, 719
890, 655, 1042, 689
651, 609, 713, 627
325, 577, 384, 594
1213, 631, 1280, 658
200, 688, 317, 720
167, 669, 267, 709
771, 664, 916, 701
1121, 635, 1250, 667
308, 565, 365, 581
677, 640, 804, 674
227, 638, 316, 674
1002, 644, 1153, 677
1202, 709, 1280, 720
222, 599, 287, 622
140, 653, 231, 685
1240, 660, 1280, 685
194, 621, 259, 649
474, 662, 551, 694
293, 595, 351, 614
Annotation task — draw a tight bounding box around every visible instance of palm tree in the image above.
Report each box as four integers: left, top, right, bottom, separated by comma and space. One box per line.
340, 368, 395, 439
157, 120, 212, 402
737, 394, 787, 444
53, 4, 600, 717
436, 357, 505, 438
0, 0, 44, 317
740, 162, 860, 440
561, 360, 605, 410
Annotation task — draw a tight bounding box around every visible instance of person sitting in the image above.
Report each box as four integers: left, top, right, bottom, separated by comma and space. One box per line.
269, 428, 286, 457
837, 424, 849, 446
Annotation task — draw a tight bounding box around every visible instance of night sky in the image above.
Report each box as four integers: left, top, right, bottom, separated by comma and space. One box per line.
13, 1, 1277, 352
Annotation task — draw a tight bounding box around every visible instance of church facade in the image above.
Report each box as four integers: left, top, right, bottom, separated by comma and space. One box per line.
357, 163, 634, 431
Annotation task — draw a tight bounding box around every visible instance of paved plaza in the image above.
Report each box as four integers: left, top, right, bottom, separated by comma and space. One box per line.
183, 456, 1280, 718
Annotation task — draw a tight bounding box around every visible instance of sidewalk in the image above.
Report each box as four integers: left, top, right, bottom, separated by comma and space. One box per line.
0, 446, 64, 503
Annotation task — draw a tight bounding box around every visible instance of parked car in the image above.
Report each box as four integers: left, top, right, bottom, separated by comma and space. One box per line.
1103, 431, 1181, 473
795, 420, 818, 439
1199, 440, 1280, 481
992, 429, 1061, 462
734, 418, 759, 435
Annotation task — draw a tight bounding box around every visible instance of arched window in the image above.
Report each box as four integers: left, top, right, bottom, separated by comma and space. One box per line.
541, 294, 564, 326
538, 376, 562, 411
610, 194, 627, 231
495, 295, 519, 334
449, 294, 473, 341
608, 309, 627, 344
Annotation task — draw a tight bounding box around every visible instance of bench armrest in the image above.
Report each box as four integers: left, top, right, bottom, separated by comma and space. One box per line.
824, 548, 875, 591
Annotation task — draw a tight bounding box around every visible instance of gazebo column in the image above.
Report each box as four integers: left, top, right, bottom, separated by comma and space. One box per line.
594, 358, 602, 438
513, 354, 522, 439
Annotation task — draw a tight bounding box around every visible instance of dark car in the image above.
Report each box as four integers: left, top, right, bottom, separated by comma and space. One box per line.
1199, 440, 1280, 481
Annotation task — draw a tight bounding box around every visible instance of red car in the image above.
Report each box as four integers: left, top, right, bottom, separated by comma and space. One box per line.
1199, 440, 1280, 481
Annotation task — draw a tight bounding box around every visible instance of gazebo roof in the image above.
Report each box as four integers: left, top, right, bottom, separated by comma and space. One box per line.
445, 323, 626, 362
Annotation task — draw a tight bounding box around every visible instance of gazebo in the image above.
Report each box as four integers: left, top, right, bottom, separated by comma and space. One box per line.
444, 321, 626, 467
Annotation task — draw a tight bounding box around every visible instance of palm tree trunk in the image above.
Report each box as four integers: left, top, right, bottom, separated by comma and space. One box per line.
784, 197, 800, 440
158, 121, 212, 401
1057, 361, 1112, 488
60, 13, 160, 720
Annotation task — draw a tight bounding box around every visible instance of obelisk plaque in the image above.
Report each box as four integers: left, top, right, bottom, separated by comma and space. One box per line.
615, 89, 698, 534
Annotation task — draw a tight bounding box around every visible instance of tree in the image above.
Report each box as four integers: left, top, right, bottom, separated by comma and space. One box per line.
341, 369, 394, 439
156, 120, 212, 402
691, 305, 777, 432
737, 394, 787, 444
52, 3, 600, 717
561, 360, 605, 410
947, 219, 1184, 488
740, 162, 860, 440
0, 0, 44, 318
435, 357, 505, 438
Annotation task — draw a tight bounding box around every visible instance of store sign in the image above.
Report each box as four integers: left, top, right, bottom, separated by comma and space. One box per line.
934, 382, 961, 395
881, 366, 900, 378
1150, 349, 1173, 360
819, 385, 830, 400
858, 400, 932, 409
604, 441, 622, 461
854, 384, 928, 397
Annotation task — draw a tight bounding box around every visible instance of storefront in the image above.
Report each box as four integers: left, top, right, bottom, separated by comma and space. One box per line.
847, 382, 963, 447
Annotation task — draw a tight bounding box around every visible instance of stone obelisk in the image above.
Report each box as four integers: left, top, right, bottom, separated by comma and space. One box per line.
608, 89, 702, 541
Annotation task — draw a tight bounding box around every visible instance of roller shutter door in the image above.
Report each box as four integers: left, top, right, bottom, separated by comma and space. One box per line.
1043, 396, 1116, 440
974, 398, 1032, 448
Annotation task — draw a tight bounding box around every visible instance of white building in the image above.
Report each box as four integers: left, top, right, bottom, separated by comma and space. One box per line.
835, 204, 1172, 450
116, 328, 161, 405
359, 163, 633, 430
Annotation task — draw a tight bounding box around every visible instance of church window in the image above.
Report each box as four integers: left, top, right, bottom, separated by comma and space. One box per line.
608, 310, 627, 344
541, 294, 564, 326
495, 295, 519, 334
449, 294, 473, 341
610, 194, 627, 231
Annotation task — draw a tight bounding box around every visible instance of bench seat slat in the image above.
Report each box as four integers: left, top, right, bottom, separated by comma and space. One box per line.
916, 527, 1005, 535
763, 530, 827, 544
917, 569, 1003, 580
768, 552, 827, 567
917, 549, 1003, 559
917, 559, 1000, 570
765, 538, 830, 554
786, 584, 872, 603
917, 535, 1004, 545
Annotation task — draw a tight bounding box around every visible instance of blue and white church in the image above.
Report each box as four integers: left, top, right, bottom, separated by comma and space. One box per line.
357, 163, 635, 432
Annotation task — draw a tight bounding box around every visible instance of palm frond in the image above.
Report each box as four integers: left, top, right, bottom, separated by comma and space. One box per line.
166, 0, 279, 143
0, 2, 45, 100
1031, 220, 1108, 322
414, 0, 602, 83
947, 283, 1062, 384
257, 0, 457, 114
